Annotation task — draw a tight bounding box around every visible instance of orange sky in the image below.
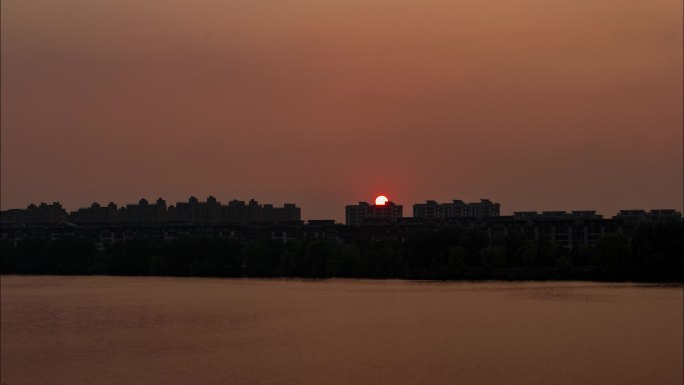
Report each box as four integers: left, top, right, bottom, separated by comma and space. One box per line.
1, 0, 682, 220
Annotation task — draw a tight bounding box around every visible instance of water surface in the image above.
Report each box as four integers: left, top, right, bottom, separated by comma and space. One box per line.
2, 276, 682, 385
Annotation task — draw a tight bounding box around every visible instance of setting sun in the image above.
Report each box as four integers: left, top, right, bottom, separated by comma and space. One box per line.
375, 195, 389, 205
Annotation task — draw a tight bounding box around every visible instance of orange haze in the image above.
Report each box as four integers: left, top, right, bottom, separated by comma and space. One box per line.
1, 0, 682, 220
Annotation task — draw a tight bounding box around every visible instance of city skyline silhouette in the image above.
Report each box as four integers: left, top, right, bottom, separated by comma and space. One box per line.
1, 1, 682, 384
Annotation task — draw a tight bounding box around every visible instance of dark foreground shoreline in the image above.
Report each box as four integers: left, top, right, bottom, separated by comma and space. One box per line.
2, 221, 682, 282
2, 273, 683, 285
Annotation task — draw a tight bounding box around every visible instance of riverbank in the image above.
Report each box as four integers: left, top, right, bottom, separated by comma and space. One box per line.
3, 220, 683, 282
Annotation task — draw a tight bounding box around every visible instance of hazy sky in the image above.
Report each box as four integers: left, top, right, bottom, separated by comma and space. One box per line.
2, 0, 682, 220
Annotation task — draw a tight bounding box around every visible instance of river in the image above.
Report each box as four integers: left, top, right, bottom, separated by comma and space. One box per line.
1, 276, 682, 385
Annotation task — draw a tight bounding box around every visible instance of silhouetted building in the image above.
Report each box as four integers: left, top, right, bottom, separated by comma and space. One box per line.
2, 199, 683, 254
0, 209, 24, 224
571, 210, 601, 218
275, 203, 301, 222
615, 209, 682, 220
241, 200, 301, 223
221, 199, 247, 224
616, 209, 647, 218
413, 200, 441, 219
174, 197, 301, 224
71, 202, 119, 223
123, 198, 167, 223
464, 199, 500, 218
443, 200, 467, 218
346, 202, 370, 226
346, 201, 403, 225
513, 211, 602, 220
175, 196, 221, 223
413, 199, 500, 220
0, 202, 66, 224
648, 209, 681, 217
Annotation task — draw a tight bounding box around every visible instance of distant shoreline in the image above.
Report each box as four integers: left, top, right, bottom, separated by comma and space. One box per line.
2, 273, 683, 285
3, 220, 682, 282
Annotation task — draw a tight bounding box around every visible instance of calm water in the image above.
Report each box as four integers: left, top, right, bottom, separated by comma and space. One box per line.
1, 276, 682, 385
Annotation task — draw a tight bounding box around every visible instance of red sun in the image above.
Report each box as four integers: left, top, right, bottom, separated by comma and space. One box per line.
375, 195, 389, 205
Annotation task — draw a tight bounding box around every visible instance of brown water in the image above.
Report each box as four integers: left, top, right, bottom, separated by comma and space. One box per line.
1, 276, 682, 385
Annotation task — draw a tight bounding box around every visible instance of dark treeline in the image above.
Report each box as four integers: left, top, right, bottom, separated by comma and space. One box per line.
2, 221, 682, 282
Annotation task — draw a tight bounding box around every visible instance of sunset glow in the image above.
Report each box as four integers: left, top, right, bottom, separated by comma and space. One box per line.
0, 0, 681, 220
375, 195, 389, 205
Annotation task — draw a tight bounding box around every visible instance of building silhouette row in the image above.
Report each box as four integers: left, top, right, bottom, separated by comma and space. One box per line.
1, 197, 682, 251
344, 199, 682, 225
1, 197, 681, 232
345, 201, 404, 226
1, 197, 301, 225
2, 207, 681, 252
345, 198, 501, 225
413, 199, 501, 220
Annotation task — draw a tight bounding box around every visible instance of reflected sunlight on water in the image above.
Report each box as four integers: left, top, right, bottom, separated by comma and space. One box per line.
1, 277, 682, 385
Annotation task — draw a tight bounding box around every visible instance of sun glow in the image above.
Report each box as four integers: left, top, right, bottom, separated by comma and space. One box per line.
375, 195, 389, 205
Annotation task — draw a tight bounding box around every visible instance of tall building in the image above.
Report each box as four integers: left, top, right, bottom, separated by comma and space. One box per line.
245, 200, 301, 223
346, 201, 403, 225
71, 202, 119, 223
345, 202, 370, 226
123, 198, 167, 223
176, 196, 221, 223
413, 199, 500, 220
276, 203, 301, 222
0, 202, 67, 224
222, 199, 247, 223
413, 200, 440, 220
441, 200, 467, 218
465, 199, 500, 218
174, 197, 301, 224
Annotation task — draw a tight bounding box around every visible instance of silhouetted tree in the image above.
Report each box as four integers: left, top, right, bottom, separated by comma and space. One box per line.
2, 221, 682, 281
